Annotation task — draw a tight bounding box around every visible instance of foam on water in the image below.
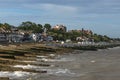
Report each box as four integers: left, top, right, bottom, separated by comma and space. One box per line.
0, 71, 35, 79
13, 64, 39, 69
36, 54, 55, 59
49, 54, 55, 57
22, 61, 36, 63
90, 60, 96, 63
36, 56, 48, 58
13, 64, 53, 70
45, 68, 95, 77
108, 46, 120, 50
14, 71, 30, 77
37, 68, 76, 77
37, 57, 74, 62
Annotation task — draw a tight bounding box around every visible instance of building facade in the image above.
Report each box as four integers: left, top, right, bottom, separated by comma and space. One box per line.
52, 25, 67, 32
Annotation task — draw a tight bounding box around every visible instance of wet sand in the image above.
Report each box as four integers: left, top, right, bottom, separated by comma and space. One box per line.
30, 47, 120, 80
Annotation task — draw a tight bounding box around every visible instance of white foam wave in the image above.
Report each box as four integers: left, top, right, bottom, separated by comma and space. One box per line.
14, 71, 30, 77
108, 46, 120, 50
47, 69, 91, 77
22, 61, 36, 63
36, 56, 48, 58
0, 71, 35, 79
37, 57, 74, 62
49, 54, 55, 57
13, 64, 39, 69
39, 68, 76, 76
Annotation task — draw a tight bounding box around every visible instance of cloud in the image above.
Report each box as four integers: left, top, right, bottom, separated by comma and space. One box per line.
0, 0, 120, 14
22, 3, 78, 15
0, 0, 120, 37
79, 0, 120, 14
0, 9, 33, 17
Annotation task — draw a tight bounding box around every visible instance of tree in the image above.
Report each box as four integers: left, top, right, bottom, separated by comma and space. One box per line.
18, 21, 36, 30
3, 23, 11, 30
103, 35, 110, 42
44, 24, 51, 32
0, 23, 3, 27
37, 24, 43, 29
18, 21, 43, 33
33, 25, 43, 33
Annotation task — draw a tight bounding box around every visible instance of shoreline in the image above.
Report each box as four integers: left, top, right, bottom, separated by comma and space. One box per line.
0, 44, 72, 72
26, 46, 120, 80
0, 43, 72, 78
0, 42, 120, 80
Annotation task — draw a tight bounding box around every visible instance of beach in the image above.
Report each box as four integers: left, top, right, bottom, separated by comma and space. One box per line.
28, 47, 120, 80
0, 43, 71, 80
0, 44, 120, 80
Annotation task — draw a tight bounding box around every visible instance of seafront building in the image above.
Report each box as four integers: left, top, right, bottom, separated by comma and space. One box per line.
52, 24, 67, 32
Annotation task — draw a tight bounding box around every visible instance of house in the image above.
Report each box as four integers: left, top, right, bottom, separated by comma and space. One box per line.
0, 32, 8, 42
52, 24, 67, 32
0, 26, 24, 43
66, 39, 72, 43
29, 33, 53, 42
8, 33, 24, 42
76, 36, 87, 42
29, 33, 42, 42
0, 32, 24, 43
8, 27, 24, 42
68, 28, 93, 35
44, 36, 53, 41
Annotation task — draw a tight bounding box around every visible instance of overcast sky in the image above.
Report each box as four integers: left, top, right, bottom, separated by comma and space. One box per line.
0, 0, 120, 38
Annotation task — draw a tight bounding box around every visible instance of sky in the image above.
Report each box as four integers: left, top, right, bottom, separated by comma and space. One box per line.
0, 0, 120, 38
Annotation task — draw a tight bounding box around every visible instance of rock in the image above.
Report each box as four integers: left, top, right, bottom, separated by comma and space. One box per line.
0, 77, 9, 80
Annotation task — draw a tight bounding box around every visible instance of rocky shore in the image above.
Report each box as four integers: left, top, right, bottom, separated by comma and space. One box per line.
0, 43, 72, 80
0, 42, 120, 80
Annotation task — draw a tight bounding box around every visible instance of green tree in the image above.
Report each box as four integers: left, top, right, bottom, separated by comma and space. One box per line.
103, 35, 110, 42
0, 23, 3, 27
3, 23, 11, 30
44, 23, 51, 32
37, 24, 43, 29
18, 21, 36, 30
18, 21, 43, 33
